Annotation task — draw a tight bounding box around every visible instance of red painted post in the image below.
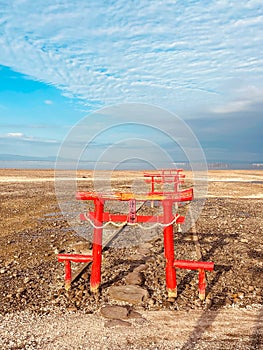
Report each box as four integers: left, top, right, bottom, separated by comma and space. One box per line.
162, 199, 177, 298
64, 260, 71, 291
198, 269, 206, 300
151, 175, 155, 194
128, 199, 136, 223
90, 198, 104, 293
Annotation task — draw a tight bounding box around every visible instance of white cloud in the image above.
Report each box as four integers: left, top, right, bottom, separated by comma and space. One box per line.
233, 14, 263, 27
1, 132, 58, 144
0, 0, 262, 115
0, 131, 60, 158
213, 100, 250, 114
44, 99, 53, 105
6, 132, 24, 138
212, 84, 263, 114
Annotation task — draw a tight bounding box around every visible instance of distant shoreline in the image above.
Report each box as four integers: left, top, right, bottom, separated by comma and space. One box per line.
0, 160, 262, 170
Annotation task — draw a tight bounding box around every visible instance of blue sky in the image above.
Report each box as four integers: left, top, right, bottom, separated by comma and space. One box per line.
0, 0, 262, 166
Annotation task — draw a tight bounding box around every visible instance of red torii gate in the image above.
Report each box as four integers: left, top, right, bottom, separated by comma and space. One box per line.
58, 169, 214, 300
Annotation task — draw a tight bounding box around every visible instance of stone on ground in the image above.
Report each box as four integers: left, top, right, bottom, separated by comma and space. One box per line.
100, 305, 129, 319
125, 271, 143, 285
104, 319, 132, 328
109, 285, 149, 304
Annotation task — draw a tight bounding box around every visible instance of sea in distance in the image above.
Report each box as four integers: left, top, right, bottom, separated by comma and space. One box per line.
0, 160, 262, 170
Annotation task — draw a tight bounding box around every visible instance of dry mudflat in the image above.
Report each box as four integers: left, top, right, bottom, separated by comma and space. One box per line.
0, 169, 262, 349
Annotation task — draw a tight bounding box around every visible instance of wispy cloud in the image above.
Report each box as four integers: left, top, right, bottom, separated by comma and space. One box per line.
44, 99, 53, 105
212, 85, 263, 114
0, 131, 60, 157
0, 122, 70, 129
0, 132, 59, 144
6, 132, 24, 138
0, 0, 262, 113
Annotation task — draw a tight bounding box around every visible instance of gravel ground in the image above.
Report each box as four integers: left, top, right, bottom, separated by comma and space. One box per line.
0, 169, 262, 349
0, 307, 262, 350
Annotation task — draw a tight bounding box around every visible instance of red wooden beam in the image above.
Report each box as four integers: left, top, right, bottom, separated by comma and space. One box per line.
76, 190, 193, 202
174, 260, 214, 271
58, 253, 93, 263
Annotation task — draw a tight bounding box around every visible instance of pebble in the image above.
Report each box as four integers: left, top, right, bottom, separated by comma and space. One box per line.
140, 243, 153, 249
137, 247, 149, 255
167, 297, 175, 303
205, 298, 213, 308
128, 253, 145, 261
134, 264, 149, 273
125, 271, 143, 285
67, 306, 78, 312
224, 297, 232, 306
71, 241, 92, 254
237, 292, 245, 299
4, 260, 13, 267
17, 287, 25, 294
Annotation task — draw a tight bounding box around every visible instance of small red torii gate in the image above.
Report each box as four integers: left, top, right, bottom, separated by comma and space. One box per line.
58, 169, 214, 300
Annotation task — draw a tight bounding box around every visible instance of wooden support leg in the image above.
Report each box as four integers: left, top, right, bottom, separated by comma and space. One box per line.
163, 199, 177, 298
90, 198, 104, 293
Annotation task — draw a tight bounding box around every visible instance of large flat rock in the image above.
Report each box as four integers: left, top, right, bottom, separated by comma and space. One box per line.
100, 305, 129, 319
108, 285, 149, 304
